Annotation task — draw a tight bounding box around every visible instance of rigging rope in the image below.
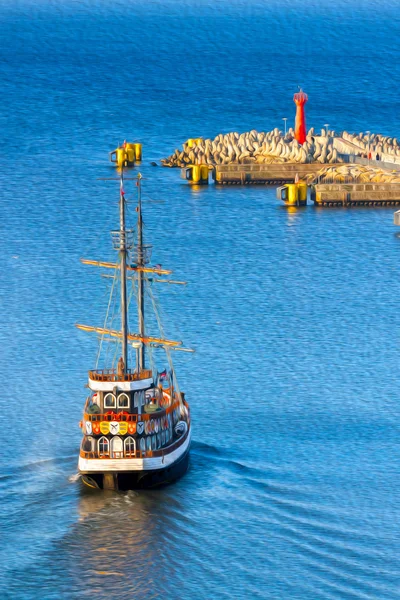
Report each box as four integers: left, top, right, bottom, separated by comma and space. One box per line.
105, 268, 121, 368
124, 259, 140, 370
145, 279, 184, 408
95, 267, 117, 369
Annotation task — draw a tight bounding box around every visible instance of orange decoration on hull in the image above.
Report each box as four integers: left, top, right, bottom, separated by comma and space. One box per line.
293, 89, 308, 145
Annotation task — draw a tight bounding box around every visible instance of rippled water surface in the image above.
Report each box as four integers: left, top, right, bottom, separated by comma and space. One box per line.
1, 1, 400, 598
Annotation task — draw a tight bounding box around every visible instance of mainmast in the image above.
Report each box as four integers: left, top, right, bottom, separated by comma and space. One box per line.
119, 170, 128, 371
76, 171, 194, 378
137, 173, 145, 370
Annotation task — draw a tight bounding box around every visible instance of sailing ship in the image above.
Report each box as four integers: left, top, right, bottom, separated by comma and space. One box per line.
77, 172, 192, 490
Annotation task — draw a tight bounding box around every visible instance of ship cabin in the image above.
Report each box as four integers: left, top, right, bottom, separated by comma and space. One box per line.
80, 366, 189, 461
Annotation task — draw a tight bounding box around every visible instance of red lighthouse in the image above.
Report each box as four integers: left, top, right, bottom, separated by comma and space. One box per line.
293, 89, 308, 145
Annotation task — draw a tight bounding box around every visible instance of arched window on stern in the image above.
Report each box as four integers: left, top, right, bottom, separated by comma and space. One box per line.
118, 393, 130, 409
124, 436, 136, 457
110, 436, 123, 458
98, 436, 110, 457
104, 393, 116, 409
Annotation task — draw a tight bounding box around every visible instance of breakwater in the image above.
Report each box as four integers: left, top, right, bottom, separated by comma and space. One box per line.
162, 129, 400, 168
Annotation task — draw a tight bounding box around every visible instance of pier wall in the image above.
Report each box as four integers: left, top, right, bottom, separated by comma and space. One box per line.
311, 182, 400, 206
212, 163, 342, 185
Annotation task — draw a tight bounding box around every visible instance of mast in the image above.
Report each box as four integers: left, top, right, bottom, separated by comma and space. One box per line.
119, 169, 128, 371
137, 173, 145, 370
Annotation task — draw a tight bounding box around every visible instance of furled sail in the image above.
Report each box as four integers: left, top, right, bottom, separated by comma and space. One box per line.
75, 324, 183, 347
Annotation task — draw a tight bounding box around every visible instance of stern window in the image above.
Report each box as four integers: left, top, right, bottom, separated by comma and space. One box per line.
124, 437, 136, 456
98, 436, 109, 456
104, 393, 116, 409
118, 393, 130, 409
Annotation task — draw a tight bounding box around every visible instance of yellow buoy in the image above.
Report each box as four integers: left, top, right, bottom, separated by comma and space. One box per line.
276, 182, 307, 206
109, 142, 138, 167
181, 164, 209, 185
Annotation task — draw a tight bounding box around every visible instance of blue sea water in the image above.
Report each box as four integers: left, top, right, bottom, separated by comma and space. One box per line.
1, 0, 400, 598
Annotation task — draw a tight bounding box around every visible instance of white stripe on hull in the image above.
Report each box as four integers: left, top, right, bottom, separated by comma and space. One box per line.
78, 429, 191, 473
88, 377, 153, 392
